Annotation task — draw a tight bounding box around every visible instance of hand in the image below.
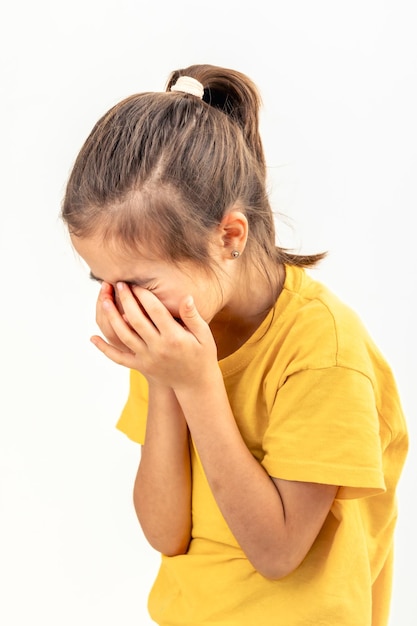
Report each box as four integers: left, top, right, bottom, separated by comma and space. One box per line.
91, 282, 219, 389
94, 281, 133, 353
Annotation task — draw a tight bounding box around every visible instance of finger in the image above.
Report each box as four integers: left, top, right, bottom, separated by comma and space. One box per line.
90, 335, 138, 369
130, 285, 189, 332
100, 296, 147, 352
95, 283, 126, 349
96, 282, 113, 320
178, 296, 210, 341
118, 283, 172, 336
97, 281, 114, 305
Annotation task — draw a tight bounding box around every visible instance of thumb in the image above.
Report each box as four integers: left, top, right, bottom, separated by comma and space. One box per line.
179, 296, 216, 351
179, 296, 204, 331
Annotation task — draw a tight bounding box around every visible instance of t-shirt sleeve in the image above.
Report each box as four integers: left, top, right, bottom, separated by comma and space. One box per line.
116, 369, 149, 444
261, 366, 386, 499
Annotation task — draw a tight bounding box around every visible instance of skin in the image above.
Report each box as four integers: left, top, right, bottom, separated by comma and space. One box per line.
71, 209, 338, 579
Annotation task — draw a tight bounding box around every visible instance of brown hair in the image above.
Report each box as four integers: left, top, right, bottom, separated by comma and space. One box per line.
62, 63, 325, 277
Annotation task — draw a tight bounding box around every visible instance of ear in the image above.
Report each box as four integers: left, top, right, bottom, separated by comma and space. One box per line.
216, 210, 248, 258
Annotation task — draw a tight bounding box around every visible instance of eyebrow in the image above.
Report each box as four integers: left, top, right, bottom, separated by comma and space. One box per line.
89, 271, 154, 287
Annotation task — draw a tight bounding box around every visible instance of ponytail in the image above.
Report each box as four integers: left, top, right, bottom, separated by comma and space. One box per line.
166, 64, 266, 174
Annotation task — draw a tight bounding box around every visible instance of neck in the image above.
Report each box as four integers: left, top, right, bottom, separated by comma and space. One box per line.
210, 263, 285, 359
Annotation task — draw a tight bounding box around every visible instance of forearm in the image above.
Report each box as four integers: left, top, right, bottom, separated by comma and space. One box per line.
174, 371, 292, 579
134, 385, 192, 556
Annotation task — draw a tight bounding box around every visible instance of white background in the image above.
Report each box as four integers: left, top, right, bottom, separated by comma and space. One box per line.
1, 1, 415, 624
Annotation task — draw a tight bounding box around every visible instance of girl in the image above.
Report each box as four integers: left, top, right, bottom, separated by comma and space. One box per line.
62, 64, 408, 625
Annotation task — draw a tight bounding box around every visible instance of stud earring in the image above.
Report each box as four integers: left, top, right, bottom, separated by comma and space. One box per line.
231, 250, 240, 258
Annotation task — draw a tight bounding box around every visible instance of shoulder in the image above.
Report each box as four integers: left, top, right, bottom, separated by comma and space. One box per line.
277, 265, 386, 378
270, 266, 406, 444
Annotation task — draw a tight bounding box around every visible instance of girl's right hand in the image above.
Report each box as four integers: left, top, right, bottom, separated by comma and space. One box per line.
95, 281, 133, 353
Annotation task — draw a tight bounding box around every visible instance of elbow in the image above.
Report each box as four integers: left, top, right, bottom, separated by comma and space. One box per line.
139, 524, 191, 558
250, 549, 305, 581
155, 535, 190, 557
133, 490, 191, 556
160, 543, 189, 557
257, 563, 296, 581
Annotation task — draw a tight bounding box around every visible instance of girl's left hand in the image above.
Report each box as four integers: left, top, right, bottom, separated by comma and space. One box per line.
90, 282, 219, 389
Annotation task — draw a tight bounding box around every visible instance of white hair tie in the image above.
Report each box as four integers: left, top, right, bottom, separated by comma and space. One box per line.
170, 76, 204, 99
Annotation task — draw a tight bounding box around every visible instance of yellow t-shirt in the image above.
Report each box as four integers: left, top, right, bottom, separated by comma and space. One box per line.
117, 265, 408, 626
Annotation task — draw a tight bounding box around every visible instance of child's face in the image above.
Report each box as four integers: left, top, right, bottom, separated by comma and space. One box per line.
70, 233, 229, 323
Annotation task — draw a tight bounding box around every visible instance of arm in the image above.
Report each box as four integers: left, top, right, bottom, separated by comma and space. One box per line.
175, 368, 337, 579
91, 284, 337, 578
93, 282, 191, 555
133, 384, 192, 556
